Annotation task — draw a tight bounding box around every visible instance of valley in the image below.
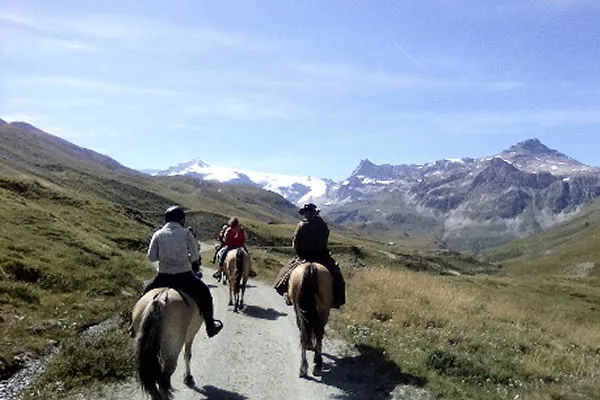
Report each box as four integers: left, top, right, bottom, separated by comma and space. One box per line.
0, 120, 599, 400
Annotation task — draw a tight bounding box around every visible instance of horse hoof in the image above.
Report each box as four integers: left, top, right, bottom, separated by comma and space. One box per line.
299, 361, 308, 378
184, 374, 195, 387
228, 301, 233, 306
313, 366, 322, 376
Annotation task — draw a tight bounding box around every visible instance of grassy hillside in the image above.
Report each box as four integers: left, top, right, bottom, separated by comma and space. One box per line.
0, 175, 152, 379
482, 197, 600, 277
0, 121, 299, 392
3, 120, 599, 399
324, 198, 600, 399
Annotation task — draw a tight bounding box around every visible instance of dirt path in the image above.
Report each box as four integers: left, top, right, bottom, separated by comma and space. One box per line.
70, 243, 428, 400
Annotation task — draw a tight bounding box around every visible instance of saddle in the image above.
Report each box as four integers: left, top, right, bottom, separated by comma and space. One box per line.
153, 287, 191, 306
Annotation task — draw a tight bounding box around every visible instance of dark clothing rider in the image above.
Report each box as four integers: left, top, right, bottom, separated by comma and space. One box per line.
275, 203, 346, 308
142, 205, 223, 338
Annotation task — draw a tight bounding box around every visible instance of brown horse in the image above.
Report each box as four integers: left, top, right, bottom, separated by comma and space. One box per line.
288, 262, 333, 377
223, 247, 252, 312
131, 288, 203, 400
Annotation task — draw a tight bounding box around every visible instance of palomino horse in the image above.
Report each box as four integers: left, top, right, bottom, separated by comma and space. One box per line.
223, 247, 252, 312
288, 262, 333, 377
131, 288, 203, 400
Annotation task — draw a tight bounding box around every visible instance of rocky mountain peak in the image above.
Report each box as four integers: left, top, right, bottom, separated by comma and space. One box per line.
351, 158, 377, 177
0, 118, 6, 125
504, 138, 563, 158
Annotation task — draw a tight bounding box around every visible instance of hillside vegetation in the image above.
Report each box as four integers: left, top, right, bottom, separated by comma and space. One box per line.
1, 120, 599, 399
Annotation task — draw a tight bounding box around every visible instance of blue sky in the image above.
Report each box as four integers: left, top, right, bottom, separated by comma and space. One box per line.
1, 0, 600, 180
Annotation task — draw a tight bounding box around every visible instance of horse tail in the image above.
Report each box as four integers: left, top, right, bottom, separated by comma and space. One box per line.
296, 263, 322, 349
234, 248, 244, 292
137, 295, 166, 398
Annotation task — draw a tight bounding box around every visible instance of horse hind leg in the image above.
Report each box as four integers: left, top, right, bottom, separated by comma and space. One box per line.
183, 342, 195, 387
229, 281, 234, 307
299, 347, 308, 378
312, 335, 324, 376
239, 277, 248, 310
158, 356, 177, 399
233, 287, 240, 312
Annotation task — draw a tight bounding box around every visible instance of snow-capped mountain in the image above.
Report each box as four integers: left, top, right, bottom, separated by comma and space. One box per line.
322, 138, 598, 206
149, 159, 334, 206
324, 138, 600, 250
148, 138, 600, 250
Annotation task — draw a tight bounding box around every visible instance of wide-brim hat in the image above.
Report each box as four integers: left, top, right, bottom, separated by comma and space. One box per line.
299, 203, 319, 215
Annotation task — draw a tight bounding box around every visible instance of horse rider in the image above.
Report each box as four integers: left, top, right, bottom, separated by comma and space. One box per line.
215, 217, 257, 279
274, 203, 346, 308
211, 223, 228, 265
142, 205, 223, 338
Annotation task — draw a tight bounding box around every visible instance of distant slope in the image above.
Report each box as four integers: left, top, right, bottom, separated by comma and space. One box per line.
0, 121, 299, 230
0, 121, 137, 175
482, 196, 600, 276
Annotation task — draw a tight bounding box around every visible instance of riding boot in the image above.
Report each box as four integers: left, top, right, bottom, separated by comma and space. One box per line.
327, 263, 346, 309
201, 295, 223, 337
196, 281, 223, 338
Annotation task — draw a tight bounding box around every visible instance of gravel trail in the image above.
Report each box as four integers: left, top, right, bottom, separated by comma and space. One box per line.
73, 264, 428, 400
58, 243, 428, 400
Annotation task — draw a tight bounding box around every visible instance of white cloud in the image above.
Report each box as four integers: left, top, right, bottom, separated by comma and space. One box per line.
0, 10, 277, 54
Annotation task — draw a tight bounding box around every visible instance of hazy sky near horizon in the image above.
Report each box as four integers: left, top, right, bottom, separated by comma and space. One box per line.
1, 0, 600, 180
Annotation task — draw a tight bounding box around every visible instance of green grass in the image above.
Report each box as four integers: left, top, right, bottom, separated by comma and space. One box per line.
23, 326, 136, 400
4, 121, 600, 399
0, 176, 153, 381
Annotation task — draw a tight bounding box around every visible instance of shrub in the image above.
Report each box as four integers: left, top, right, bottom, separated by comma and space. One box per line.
426, 349, 489, 381
25, 328, 135, 399
1, 260, 40, 283
39, 271, 73, 292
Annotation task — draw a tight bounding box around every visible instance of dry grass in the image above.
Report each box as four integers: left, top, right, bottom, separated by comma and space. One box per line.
331, 267, 600, 399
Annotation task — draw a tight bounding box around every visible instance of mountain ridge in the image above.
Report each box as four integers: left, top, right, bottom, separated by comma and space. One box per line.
151, 137, 600, 250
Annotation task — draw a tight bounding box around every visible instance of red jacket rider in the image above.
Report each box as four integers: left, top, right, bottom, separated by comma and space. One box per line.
224, 225, 245, 247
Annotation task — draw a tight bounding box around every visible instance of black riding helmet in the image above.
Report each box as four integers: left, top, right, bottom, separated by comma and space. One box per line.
165, 205, 185, 223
